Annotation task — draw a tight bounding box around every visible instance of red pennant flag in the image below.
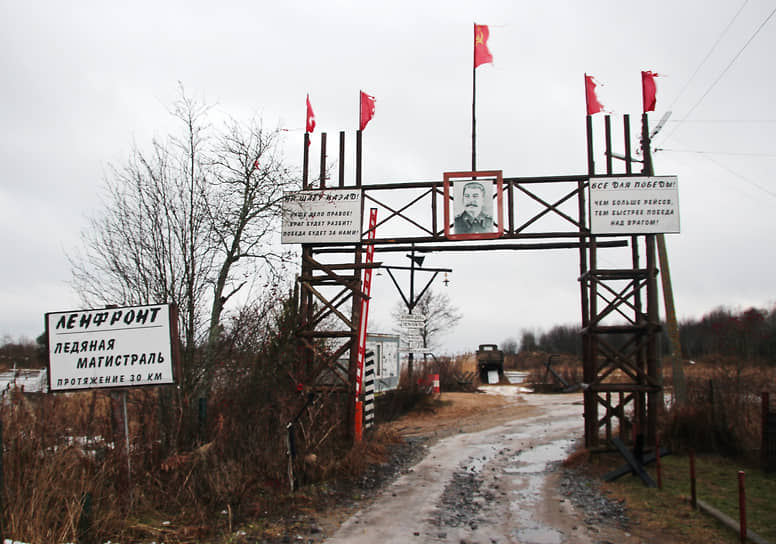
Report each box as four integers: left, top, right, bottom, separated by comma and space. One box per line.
474, 24, 493, 68
305, 94, 316, 133
359, 91, 376, 131
584, 74, 605, 115
642, 71, 659, 112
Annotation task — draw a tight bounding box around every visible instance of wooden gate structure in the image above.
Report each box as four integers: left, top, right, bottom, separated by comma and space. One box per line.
293, 114, 668, 450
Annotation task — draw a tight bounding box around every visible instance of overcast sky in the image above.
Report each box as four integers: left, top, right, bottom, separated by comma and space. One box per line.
2, 0, 775, 353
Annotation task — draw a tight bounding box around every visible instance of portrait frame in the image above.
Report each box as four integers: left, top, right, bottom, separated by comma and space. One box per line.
443, 170, 504, 240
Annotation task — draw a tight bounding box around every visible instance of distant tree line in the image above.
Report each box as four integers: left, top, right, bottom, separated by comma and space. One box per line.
680, 305, 776, 361
502, 304, 776, 364
0, 334, 46, 369
504, 325, 582, 357
7, 305, 776, 368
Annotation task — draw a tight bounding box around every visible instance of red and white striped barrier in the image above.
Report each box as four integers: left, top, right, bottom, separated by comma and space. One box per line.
418, 374, 440, 395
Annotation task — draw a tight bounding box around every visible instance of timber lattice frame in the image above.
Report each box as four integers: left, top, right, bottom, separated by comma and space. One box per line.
294, 115, 665, 448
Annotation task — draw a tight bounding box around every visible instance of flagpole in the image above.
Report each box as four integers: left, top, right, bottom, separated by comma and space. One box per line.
584, 73, 589, 116
471, 23, 477, 171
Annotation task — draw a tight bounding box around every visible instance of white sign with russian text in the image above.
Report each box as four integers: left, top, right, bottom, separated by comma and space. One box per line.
589, 176, 680, 235
46, 304, 177, 392
281, 189, 363, 244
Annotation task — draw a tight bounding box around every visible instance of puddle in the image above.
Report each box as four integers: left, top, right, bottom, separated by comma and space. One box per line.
510, 478, 544, 505
505, 439, 574, 473
514, 526, 565, 544
459, 442, 501, 473
481, 384, 523, 396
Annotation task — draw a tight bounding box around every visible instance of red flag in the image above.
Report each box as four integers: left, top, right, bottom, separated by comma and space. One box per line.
584, 73, 605, 115
359, 91, 376, 131
642, 71, 659, 112
305, 94, 316, 133
474, 24, 493, 68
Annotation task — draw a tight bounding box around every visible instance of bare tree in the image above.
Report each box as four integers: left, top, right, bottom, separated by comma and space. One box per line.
69, 88, 298, 398
519, 330, 538, 352
392, 289, 462, 350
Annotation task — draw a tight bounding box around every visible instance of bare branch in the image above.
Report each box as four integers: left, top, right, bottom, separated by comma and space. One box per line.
68, 87, 299, 398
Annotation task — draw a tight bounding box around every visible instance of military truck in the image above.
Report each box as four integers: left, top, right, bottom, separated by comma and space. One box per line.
476, 344, 504, 383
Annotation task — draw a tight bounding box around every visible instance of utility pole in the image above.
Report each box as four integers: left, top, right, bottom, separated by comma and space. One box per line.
641, 113, 687, 406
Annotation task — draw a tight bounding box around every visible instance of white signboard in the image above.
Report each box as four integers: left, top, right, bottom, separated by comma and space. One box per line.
398, 315, 426, 351
365, 333, 400, 392
400, 317, 425, 328
46, 304, 177, 392
401, 332, 426, 351
589, 176, 680, 235
281, 189, 363, 244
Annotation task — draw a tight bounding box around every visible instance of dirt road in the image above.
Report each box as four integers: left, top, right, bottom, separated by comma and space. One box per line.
325, 389, 645, 544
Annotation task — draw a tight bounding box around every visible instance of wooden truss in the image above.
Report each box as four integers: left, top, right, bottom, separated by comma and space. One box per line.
580, 114, 664, 449
295, 116, 665, 448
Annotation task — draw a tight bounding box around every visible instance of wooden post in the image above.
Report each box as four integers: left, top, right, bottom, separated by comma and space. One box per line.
762, 392, 770, 471
348, 130, 364, 442
319, 132, 327, 188
302, 132, 309, 186
690, 450, 697, 509
354, 401, 363, 443
738, 471, 746, 543
616, 392, 623, 440
582, 114, 596, 448
0, 421, 4, 539
604, 114, 612, 174
110, 390, 132, 497
472, 24, 477, 171
646, 232, 659, 444
338, 131, 345, 188
656, 435, 662, 490
642, 112, 686, 406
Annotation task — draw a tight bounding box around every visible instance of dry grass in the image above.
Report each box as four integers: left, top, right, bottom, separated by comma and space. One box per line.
504, 351, 774, 463
662, 357, 775, 462
0, 391, 124, 542
1, 349, 772, 543
515, 351, 583, 387
400, 354, 480, 392
589, 451, 775, 544
336, 426, 402, 478
0, 365, 352, 542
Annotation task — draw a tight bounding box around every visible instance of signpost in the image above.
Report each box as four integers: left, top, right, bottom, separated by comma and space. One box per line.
281, 189, 363, 244
45, 303, 180, 493
399, 317, 430, 353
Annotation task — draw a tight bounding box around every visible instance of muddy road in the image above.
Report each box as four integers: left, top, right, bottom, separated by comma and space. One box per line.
325, 389, 644, 544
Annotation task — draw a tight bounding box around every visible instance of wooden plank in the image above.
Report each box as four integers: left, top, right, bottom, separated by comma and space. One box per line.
696, 499, 771, 544
609, 437, 657, 487
603, 447, 670, 482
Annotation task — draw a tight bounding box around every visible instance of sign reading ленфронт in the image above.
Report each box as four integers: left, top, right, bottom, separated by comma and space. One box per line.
281, 189, 363, 244
589, 176, 680, 235
46, 303, 177, 392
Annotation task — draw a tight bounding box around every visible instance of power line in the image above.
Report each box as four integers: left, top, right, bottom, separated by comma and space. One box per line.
657, 148, 776, 157
665, 119, 776, 124
666, 0, 750, 114
660, 4, 776, 146
698, 152, 776, 200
